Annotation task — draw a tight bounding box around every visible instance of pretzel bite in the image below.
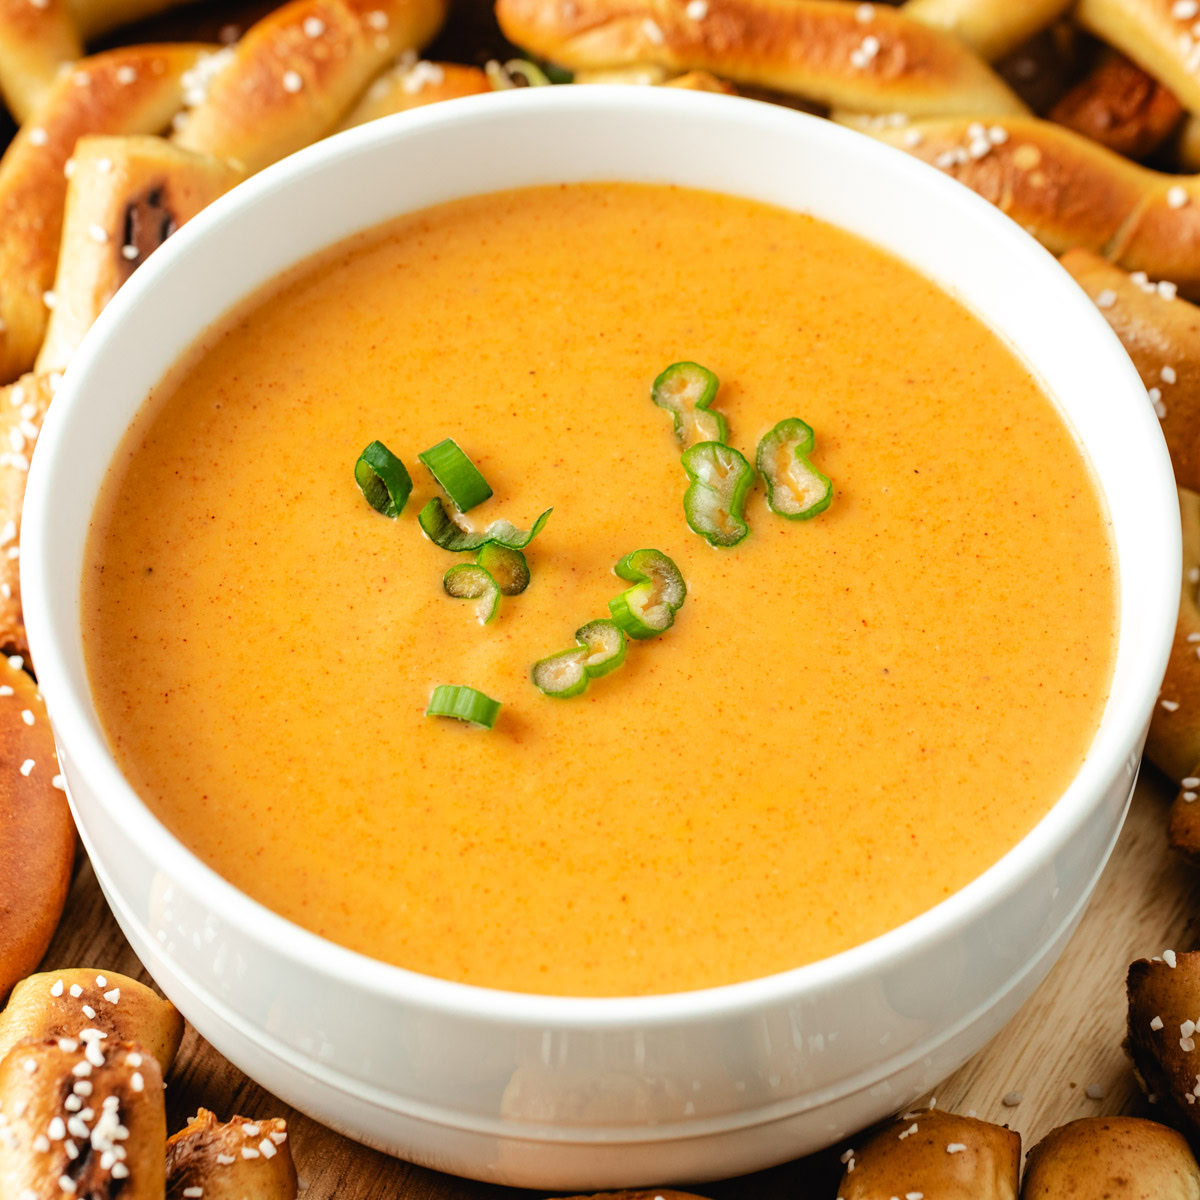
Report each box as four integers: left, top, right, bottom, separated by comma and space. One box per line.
173, 0, 448, 175
1059, 249, 1200, 492
0, 43, 211, 386
0, 1036, 165, 1198
836, 1108, 1019, 1199
872, 115, 1200, 295
36, 134, 244, 374
0, 969, 184, 1077
1022, 1117, 1200, 1198
0, 371, 55, 655
335, 60, 489, 130
1127, 951, 1200, 1132
1077, 0, 1200, 117
901, 0, 1072, 62
166, 1108, 297, 1200
0, 658, 73, 1003
1049, 49, 1183, 161
494, 0, 1026, 117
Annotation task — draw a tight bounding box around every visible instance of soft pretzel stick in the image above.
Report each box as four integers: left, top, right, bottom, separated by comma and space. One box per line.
0, 659, 73, 1003
336, 60, 489, 129
1049, 48, 1183, 161
1076, 0, 1200, 119
870, 115, 1200, 294
1059, 249, 1200, 491
0, 0, 82, 124
0, 43, 211, 387
0, 1037, 165, 1198
0, 968, 184, 1075
173, 0, 448, 174
494, 0, 1026, 117
1023, 1117, 1200, 1197
166, 1109, 298, 1199
836, 1108, 1019, 1198
36, 135, 244, 375
1128, 950, 1200, 1133
901, 0, 1073, 62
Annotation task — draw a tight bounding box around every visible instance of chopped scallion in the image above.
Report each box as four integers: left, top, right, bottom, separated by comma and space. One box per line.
354, 441, 412, 517
531, 618, 627, 698
608, 549, 687, 639
681, 440, 754, 547
652, 361, 728, 448
426, 684, 501, 729
757, 418, 832, 520
419, 497, 552, 552
443, 564, 501, 624
418, 438, 493, 512
476, 543, 530, 595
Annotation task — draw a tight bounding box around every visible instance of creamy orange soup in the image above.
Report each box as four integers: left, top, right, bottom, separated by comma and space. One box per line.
83, 183, 1117, 996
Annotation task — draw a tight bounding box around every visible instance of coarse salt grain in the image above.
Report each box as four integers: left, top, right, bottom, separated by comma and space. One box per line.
87, 224, 109, 245
1002, 1091, 1022, 1106
116, 65, 138, 85
1169, 185, 1190, 209
105, 989, 120, 1004
259, 1137, 277, 1158
947, 1142, 967, 1153
69, 983, 82, 997
686, 0, 708, 17
1086, 1083, 1105, 1099
642, 17, 665, 42
1096, 289, 1117, 309
130, 1072, 144, 1093
1162, 699, 1181, 711
182, 1190, 203, 1198
81, 1005, 95, 1020
50, 979, 63, 996
856, 2, 873, 19
28, 128, 47, 146
216, 1153, 235, 1164
19, 759, 33, 776
282, 70, 304, 93
303, 16, 326, 35
1167, 949, 1179, 967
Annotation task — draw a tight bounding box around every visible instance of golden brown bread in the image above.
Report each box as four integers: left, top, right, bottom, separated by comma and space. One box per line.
872, 115, 1200, 295
166, 1108, 298, 1200
0, 371, 56, 653
172, 0, 449, 174
1049, 48, 1183, 161
0, 658, 73, 1003
0, 968, 184, 1076
0, 43, 210, 386
336, 59, 490, 129
495, 0, 1027, 117
1076, 0, 1200, 118
1127, 951, 1200, 1133
0, 1036, 165, 1198
36, 134, 244, 374
0, 0, 83, 124
1059, 248, 1200, 492
901, 0, 1073, 61
1022, 1117, 1200, 1198
67, 0, 194, 41
836, 1108, 1019, 1199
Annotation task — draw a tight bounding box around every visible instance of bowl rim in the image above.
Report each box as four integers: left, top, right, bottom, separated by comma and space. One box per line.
22, 85, 1181, 1028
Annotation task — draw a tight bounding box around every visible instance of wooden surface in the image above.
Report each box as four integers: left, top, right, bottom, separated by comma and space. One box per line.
34, 763, 1198, 1198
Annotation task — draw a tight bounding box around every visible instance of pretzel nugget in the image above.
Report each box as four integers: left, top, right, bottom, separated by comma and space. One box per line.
0, 1037, 165, 1198
166, 1109, 297, 1200
0, 969, 184, 1076
1023, 1116, 1200, 1198
900, 0, 1072, 62
1127, 951, 1200, 1132
872, 115, 1200, 295
0, 657, 73, 1003
1049, 49, 1183, 161
36, 134, 245, 375
495, 0, 1026, 117
173, 0, 448, 174
1077, 0, 1200, 118
336, 60, 489, 129
0, 43, 211, 386
836, 1108, 1019, 1199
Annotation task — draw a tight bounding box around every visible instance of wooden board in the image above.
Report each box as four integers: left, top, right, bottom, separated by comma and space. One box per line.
34, 765, 1198, 1198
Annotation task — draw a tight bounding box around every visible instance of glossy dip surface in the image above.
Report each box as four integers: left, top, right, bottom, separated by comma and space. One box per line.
82, 182, 1117, 997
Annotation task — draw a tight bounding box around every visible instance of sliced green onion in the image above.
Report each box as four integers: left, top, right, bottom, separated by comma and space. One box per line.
426, 684, 501, 728
354, 440, 413, 517
418, 438, 493, 512
419, 497, 552, 552
575, 618, 626, 678
652, 361, 728, 448
486, 58, 554, 89
756, 418, 832, 520
531, 619, 627, 698
443, 564, 500, 625
476, 543, 530, 595
608, 549, 687, 639
531, 648, 589, 698
681, 440, 754, 548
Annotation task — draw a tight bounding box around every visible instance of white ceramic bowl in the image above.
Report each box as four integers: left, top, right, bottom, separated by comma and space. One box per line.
23, 88, 1180, 1189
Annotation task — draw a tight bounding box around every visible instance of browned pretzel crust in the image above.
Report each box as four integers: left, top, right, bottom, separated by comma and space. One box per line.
37, 134, 245, 374
0, 1036, 165, 1197
836, 1108, 1019, 1199
0, 658, 72, 1003
172, 0, 449, 174
336, 60, 490, 129
495, 0, 1026, 116
1022, 1116, 1200, 1197
872, 115, 1200, 295
0, 43, 210, 386
900, 0, 1073, 61
1049, 48, 1183, 161
0, 0, 82, 124
166, 1108, 298, 1199
0, 968, 184, 1076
